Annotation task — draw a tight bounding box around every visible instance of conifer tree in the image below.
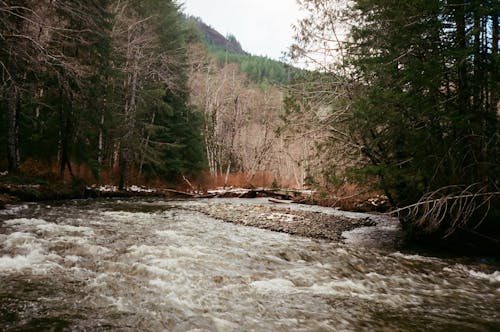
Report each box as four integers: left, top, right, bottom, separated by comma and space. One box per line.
291, 0, 499, 240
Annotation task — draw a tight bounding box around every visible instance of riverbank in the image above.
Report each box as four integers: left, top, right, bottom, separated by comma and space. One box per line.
0, 181, 87, 208
1, 179, 498, 258
0, 180, 388, 243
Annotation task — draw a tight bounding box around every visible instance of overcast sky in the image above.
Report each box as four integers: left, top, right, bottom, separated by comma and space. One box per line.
180, 0, 302, 61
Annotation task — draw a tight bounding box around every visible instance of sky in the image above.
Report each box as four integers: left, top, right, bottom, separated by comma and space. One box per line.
180, 0, 303, 61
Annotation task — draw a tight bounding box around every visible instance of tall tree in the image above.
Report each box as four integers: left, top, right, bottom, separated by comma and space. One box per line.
290, 0, 499, 240
109, 0, 205, 188
0, 0, 110, 175
1, 1, 205, 186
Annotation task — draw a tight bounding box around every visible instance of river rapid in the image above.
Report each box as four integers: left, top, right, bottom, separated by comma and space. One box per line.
0, 198, 498, 331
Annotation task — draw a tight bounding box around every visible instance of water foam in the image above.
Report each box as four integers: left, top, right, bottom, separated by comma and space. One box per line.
1, 199, 498, 331
250, 278, 297, 293
467, 269, 500, 283
0, 250, 46, 271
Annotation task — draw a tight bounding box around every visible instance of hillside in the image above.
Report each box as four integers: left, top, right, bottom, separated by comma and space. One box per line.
187, 16, 299, 84
192, 18, 246, 55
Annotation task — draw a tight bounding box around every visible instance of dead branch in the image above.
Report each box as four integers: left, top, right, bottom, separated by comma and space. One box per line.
391, 184, 499, 237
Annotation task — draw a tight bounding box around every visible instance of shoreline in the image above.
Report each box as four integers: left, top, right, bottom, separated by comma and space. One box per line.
178, 199, 389, 243
1, 182, 498, 259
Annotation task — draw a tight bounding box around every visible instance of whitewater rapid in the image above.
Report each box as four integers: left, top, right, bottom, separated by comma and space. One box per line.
0, 198, 498, 331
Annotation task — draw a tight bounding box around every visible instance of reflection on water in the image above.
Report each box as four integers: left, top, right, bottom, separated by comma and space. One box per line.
0, 198, 499, 331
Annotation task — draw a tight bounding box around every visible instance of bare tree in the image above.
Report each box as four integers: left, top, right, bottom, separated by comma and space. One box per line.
0, 0, 108, 175
109, 0, 186, 188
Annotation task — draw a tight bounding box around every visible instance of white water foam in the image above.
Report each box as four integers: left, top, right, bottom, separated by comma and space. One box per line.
466, 268, 500, 283
1, 199, 499, 331
4, 218, 48, 226
0, 250, 46, 271
250, 278, 297, 293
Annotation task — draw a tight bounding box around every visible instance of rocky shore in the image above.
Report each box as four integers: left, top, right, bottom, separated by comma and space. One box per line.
0, 179, 389, 244
183, 201, 379, 241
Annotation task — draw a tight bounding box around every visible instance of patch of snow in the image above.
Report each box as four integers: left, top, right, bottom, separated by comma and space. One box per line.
128, 185, 156, 193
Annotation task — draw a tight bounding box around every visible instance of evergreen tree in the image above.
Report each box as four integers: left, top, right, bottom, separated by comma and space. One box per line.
291, 0, 499, 242
0, 0, 111, 176
108, 0, 205, 187
1, 1, 206, 186
347, 0, 499, 230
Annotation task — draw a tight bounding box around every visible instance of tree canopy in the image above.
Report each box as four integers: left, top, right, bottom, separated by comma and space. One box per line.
0, 0, 206, 186
290, 0, 499, 241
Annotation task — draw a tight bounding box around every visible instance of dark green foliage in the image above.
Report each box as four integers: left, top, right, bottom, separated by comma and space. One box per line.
209, 47, 295, 84
288, 0, 499, 244
0, 0, 206, 185
343, 0, 499, 237
141, 90, 206, 180
186, 16, 301, 84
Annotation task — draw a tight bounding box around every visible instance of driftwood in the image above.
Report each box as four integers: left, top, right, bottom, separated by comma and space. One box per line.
83, 186, 299, 201
161, 188, 198, 198
215, 188, 294, 200
268, 198, 292, 204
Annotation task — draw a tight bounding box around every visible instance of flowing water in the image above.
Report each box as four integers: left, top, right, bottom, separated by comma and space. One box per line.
0, 198, 498, 331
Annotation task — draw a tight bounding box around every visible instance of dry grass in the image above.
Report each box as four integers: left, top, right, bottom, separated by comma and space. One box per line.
11, 160, 387, 212
295, 183, 389, 212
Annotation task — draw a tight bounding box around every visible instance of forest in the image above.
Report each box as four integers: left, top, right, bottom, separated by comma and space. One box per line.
0, 0, 205, 188
1, 0, 499, 252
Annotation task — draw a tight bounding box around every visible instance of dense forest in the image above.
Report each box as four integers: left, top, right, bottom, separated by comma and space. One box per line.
289, 0, 499, 249
1, 0, 499, 251
0, 0, 205, 188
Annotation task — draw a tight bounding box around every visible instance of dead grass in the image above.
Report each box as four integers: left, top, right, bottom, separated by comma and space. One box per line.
8, 161, 388, 212
296, 183, 389, 212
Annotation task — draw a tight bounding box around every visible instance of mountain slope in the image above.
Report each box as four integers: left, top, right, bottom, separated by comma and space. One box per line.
192, 18, 246, 55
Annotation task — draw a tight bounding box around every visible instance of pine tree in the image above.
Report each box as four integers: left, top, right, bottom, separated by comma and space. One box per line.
108, 0, 205, 187
290, 0, 499, 242
1, 1, 206, 185
0, 0, 111, 176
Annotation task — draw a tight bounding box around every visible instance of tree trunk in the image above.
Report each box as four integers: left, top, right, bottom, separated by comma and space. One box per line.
118, 46, 139, 189
139, 110, 156, 176
58, 104, 75, 179
473, 3, 481, 110
6, 82, 20, 174
224, 160, 231, 187
454, 2, 468, 114
492, 13, 499, 116
118, 149, 129, 190
493, 14, 499, 55
97, 110, 105, 180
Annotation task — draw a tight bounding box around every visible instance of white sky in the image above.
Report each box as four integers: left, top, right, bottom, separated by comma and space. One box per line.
180, 0, 302, 61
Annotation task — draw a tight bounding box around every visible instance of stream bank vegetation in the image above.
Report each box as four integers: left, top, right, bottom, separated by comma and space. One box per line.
0, 0, 205, 189
288, 0, 499, 254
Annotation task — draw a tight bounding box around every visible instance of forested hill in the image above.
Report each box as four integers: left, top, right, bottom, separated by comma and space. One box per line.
187, 16, 298, 84
193, 18, 247, 55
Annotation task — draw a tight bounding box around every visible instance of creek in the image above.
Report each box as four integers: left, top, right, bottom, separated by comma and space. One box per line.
0, 198, 498, 331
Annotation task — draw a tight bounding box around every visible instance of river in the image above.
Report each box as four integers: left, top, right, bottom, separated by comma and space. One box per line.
0, 198, 498, 331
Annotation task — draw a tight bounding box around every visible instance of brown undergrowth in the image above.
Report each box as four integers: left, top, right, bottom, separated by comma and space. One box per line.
293, 183, 390, 213
2, 160, 389, 213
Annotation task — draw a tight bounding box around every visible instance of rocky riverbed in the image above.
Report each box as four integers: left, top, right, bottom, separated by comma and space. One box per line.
182, 200, 379, 241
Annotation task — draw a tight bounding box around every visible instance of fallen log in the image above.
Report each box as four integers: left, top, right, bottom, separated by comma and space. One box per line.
268, 198, 292, 204
161, 189, 199, 198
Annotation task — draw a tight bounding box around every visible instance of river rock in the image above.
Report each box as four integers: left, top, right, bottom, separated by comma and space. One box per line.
185, 203, 377, 241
